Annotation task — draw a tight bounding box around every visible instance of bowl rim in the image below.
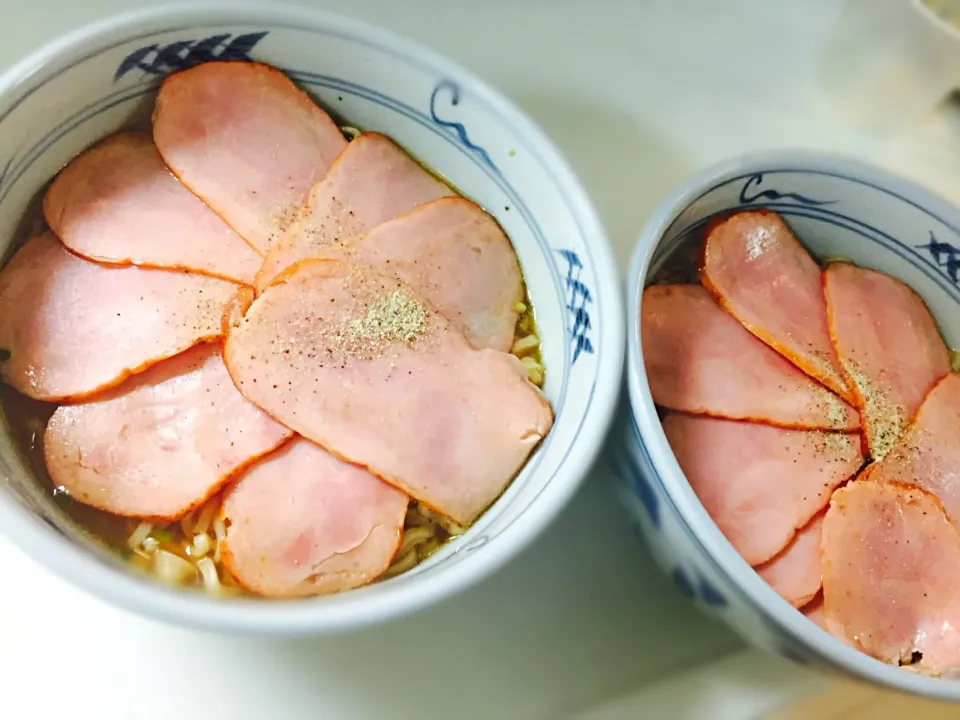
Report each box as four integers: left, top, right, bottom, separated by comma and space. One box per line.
625, 148, 960, 700
0, 1, 625, 634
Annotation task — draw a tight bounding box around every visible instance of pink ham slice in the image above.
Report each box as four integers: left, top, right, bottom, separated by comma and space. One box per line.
152, 61, 348, 253
662, 412, 863, 565
642, 284, 858, 430
44, 344, 292, 520
316, 196, 523, 352
43, 131, 262, 284
221, 437, 408, 598
701, 211, 853, 403
803, 594, 826, 630
223, 258, 553, 525
254, 132, 453, 291
867, 372, 960, 524
822, 480, 960, 674
755, 511, 824, 608
0, 232, 238, 401
824, 262, 950, 461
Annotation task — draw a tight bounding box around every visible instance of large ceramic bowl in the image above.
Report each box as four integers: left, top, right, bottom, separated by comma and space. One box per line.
614, 151, 960, 700
0, 4, 624, 634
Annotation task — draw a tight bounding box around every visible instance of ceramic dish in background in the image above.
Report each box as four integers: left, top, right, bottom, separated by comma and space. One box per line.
613, 151, 960, 700
0, 3, 624, 634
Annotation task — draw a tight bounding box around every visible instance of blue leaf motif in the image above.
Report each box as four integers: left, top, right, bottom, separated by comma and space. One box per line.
916, 230, 960, 284
115, 31, 269, 80
612, 452, 660, 529
696, 576, 728, 608
182, 34, 232, 64
429, 81, 496, 171
556, 249, 594, 364
672, 567, 695, 599
738, 173, 835, 207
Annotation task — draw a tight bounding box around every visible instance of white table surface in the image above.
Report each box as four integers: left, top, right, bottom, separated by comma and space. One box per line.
2, 1, 959, 718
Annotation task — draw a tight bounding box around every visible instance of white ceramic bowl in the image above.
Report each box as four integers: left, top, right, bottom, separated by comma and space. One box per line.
0, 4, 624, 634
614, 151, 960, 699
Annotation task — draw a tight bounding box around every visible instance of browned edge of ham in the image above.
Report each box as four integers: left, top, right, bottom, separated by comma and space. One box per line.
223, 257, 553, 526
220, 436, 409, 598
641, 283, 858, 431
700, 209, 855, 404
43, 343, 294, 521
0, 232, 239, 401
43, 130, 263, 285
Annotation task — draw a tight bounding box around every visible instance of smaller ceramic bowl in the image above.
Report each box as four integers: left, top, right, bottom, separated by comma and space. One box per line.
614, 151, 960, 700
0, 3, 624, 635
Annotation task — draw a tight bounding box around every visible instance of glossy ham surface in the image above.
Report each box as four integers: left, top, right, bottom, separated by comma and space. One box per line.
0, 233, 238, 401
43, 131, 262, 284
152, 61, 348, 253
824, 262, 950, 461
319, 197, 523, 352
221, 437, 408, 598
701, 210, 853, 402
662, 412, 863, 565
822, 480, 960, 674
641, 284, 858, 430
867, 373, 960, 525
223, 258, 552, 525
44, 344, 292, 519
255, 132, 452, 290
755, 511, 824, 608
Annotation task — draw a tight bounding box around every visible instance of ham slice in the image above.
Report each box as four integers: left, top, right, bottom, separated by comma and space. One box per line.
641, 284, 858, 430
223, 258, 553, 525
221, 437, 408, 598
867, 372, 960, 524
822, 480, 960, 674
701, 211, 853, 403
0, 233, 238, 401
824, 262, 950, 460
315, 197, 523, 352
43, 131, 262, 284
152, 61, 348, 253
44, 344, 292, 519
755, 511, 824, 608
803, 594, 826, 630
254, 132, 452, 290
662, 412, 863, 565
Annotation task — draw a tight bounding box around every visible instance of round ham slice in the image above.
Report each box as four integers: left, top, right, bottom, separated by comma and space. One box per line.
254, 132, 453, 291
822, 480, 960, 674
0, 233, 239, 401
662, 412, 863, 565
223, 258, 553, 525
43, 131, 263, 284
221, 437, 409, 598
866, 372, 960, 525
755, 511, 824, 608
44, 344, 292, 519
824, 261, 950, 461
152, 61, 348, 254
701, 210, 853, 403
641, 284, 858, 430
317, 197, 524, 352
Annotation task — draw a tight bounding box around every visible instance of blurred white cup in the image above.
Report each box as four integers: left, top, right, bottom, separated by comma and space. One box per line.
818, 0, 960, 131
